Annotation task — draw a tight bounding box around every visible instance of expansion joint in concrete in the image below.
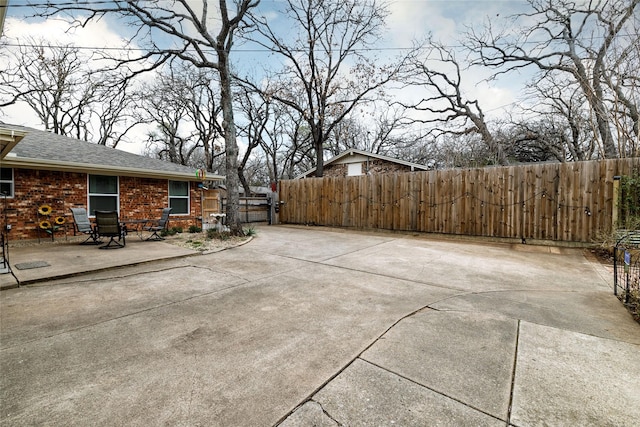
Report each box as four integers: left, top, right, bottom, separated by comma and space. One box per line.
357, 358, 507, 424
506, 319, 521, 425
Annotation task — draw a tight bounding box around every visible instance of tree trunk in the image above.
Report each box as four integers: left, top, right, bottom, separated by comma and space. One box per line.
592, 64, 617, 158
314, 126, 324, 177
219, 52, 243, 235
238, 167, 252, 197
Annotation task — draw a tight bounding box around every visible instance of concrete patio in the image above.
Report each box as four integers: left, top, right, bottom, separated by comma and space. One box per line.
1, 225, 639, 426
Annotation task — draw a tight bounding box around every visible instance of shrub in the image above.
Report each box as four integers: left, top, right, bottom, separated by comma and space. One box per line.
619, 170, 640, 230
188, 225, 202, 233
207, 228, 231, 241
161, 226, 181, 237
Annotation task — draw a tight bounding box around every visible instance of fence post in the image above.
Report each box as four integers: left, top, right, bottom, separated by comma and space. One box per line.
612, 176, 621, 229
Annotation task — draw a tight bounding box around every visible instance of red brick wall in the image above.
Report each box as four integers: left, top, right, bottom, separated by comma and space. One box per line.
1, 168, 202, 240
366, 159, 416, 174
323, 164, 349, 178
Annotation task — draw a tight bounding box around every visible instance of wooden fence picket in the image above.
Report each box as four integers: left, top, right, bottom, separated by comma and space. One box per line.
278, 158, 640, 243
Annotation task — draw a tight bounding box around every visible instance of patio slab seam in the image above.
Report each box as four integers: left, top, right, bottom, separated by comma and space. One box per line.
506, 319, 521, 426
15, 251, 200, 287
356, 357, 508, 424
0, 273, 254, 352
275, 304, 440, 426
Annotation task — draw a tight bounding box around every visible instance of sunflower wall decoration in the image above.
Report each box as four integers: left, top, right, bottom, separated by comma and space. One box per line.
38, 204, 52, 216
36, 203, 66, 240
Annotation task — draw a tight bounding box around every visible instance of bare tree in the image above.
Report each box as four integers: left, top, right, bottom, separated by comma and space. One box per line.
186, 71, 225, 173
0, 40, 90, 133
235, 85, 270, 195
0, 38, 138, 147
140, 68, 195, 165
466, 0, 639, 158
36, 0, 260, 234
264, 103, 315, 181
512, 73, 599, 162
93, 78, 141, 148
404, 133, 491, 170
258, 101, 294, 184
401, 41, 505, 165
248, 0, 410, 176
140, 64, 226, 171
601, 11, 640, 154
327, 104, 421, 158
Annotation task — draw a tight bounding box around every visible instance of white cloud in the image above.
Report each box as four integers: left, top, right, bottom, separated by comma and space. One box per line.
469, 82, 516, 118
387, 1, 457, 44
5, 15, 127, 48
387, 1, 532, 46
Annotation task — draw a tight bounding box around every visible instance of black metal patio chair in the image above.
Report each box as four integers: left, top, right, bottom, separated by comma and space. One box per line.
143, 207, 172, 241
94, 210, 126, 249
69, 207, 101, 245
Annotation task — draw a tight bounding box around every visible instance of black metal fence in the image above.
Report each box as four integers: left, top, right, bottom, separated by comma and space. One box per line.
613, 231, 640, 305
1, 231, 8, 273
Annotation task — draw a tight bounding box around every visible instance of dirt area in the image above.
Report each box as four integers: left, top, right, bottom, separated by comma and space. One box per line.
162, 231, 251, 253
8, 231, 252, 253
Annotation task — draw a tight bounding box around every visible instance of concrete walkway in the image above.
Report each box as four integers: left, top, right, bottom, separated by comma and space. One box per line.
1, 226, 638, 426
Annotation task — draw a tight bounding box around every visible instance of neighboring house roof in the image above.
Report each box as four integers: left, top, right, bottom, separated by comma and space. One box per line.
296, 148, 430, 178
0, 124, 223, 181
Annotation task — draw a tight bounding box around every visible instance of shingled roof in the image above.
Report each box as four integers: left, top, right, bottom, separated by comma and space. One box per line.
0, 124, 222, 181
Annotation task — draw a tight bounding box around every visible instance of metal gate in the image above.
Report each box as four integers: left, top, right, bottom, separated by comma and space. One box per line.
613, 231, 640, 306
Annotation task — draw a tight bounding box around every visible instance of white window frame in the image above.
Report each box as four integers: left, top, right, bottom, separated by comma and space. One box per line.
87, 175, 119, 217
0, 167, 14, 198
168, 180, 190, 215
347, 162, 363, 176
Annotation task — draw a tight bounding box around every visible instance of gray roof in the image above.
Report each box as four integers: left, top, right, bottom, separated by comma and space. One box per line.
0, 124, 222, 181
297, 148, 430, 178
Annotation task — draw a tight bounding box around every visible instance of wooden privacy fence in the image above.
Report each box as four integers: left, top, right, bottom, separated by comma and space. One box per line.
279, 158, 640, 243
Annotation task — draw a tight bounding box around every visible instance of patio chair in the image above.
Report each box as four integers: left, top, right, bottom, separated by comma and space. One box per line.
69, 207, 101, 245
143, 207, 172, 241
94, 210, 126, 249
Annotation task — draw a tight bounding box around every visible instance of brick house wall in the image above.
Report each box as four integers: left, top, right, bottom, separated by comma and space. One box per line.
366, 159, 417, 174
323, 164, 348, 177
2, 168, 202, 240
322, 159, 419, 178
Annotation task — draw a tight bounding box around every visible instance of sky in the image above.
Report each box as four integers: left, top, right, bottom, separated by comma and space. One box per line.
0, 0, 532, 155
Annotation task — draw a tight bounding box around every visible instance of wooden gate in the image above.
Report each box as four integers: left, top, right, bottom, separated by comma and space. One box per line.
222, 197, 271, 223
202, 189, 222, 228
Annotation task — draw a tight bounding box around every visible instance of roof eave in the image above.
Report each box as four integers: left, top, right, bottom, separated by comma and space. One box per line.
0, 129, 27, 159
295, 169, 317, 179
1, 156, 224, 181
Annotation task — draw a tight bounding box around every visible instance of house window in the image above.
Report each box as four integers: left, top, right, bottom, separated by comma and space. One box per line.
347, 163, 363, 176
0, 168, 13, 198
169, 180, 189, 215
88, 175, 119, 215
